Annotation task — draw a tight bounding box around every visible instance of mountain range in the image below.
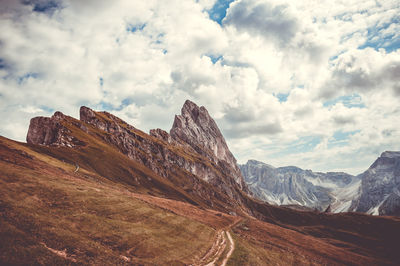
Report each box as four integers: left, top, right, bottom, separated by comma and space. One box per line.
1, 100, 400, 265
240, 160, 360, 212
240, 151, 400, 216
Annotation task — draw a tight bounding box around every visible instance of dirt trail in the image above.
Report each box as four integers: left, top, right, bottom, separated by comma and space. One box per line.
194, 218, 241, 266
221, 231, 234, 266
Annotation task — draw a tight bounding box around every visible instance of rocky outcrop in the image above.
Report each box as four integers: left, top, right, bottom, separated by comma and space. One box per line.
26, 111, 85, 147
170, 100, 247, 190
350, 151, 400, 216
79, 103, 249, 208
27, 102, 251, 211
150, 128, 174, 144
240, 160, 359, 212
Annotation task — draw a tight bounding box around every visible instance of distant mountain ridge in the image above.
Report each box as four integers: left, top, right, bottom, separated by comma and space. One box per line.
239, 160, 360, 212
241, 152, 400, 216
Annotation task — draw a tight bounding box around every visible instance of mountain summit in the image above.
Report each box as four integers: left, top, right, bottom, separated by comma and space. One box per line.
170, 100, 247, 190
350, 151, 400, 216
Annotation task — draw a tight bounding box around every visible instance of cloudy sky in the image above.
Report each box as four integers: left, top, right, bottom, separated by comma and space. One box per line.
1, 0, 399, 174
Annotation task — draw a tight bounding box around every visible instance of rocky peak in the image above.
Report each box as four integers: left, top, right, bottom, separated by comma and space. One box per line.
26, 111, 84, 147
80, 106, 96, 122
350, 151, 400, 216
245, 160, 275, 170
170, 100, 247, 189
80, 106, 117, 133
171, 100, 227, 160
369, 151, 400, 169
381, 151, 400, 159
52, 111, 65, 120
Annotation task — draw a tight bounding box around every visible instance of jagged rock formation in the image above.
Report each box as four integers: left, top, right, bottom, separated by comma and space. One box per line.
170, 100, 247, 190
26, 111, 85, 147
149, 128, 174, 144
350, 151, 400, 216
240, 160, 360, 212
26, 101, 250, 213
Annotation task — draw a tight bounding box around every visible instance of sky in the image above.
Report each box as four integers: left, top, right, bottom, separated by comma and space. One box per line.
0, 0, 399, 175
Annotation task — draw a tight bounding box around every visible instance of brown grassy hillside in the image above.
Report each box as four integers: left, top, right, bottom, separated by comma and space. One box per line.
2, 115, 400, 265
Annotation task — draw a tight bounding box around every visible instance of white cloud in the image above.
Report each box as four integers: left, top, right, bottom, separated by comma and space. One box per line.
224, 0, 299, 45
0, 0, 399, 174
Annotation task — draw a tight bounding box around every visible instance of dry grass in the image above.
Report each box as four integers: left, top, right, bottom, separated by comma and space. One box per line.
0, 138, 221, 265
228, 217, 400, 265
227, 232, 320, 266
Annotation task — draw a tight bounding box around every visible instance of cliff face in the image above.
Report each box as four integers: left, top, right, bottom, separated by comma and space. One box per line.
27, 101, 250, 213
80, 104, 248, 207
350, 151, 400, 216
170, 100, 247, 190
26, 111, 85, 147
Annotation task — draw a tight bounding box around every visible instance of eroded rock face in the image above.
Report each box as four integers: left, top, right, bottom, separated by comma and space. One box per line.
350, 151, 400, 216
26, 102, 250, 210
26, 111, 84, 147
80, 106, 136, 134
240, 160, 360, 212
150, 128, 174, 144
170, 100, 247, 190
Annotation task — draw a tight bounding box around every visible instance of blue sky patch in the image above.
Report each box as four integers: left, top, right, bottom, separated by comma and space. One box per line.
275, 93, 289, 102
96, 98, 134, 112
207, 54, 223, 64
127, 23, 146, 33
121, 98, 133, 108
207, 0, 235, 25
323, 94, 366, 108
290, 136, 321, 153
358, 18, 400, 52
39, 105, 54, 114
97, 101, 115, 111
333, 130, 360, 141
328, 130, 360, 148
271, 136, 321, 157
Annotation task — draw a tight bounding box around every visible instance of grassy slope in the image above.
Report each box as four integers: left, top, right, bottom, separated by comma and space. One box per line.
229, 218, 377, 266
0, 137, 224, 265
2, 119, 400, 266
243, 199, 400, 265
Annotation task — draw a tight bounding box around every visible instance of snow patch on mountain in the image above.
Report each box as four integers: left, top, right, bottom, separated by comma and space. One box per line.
240, 160, 361, 211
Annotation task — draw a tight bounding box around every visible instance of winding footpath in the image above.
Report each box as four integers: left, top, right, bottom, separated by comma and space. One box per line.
194, 219, 241, 266
221, 231, 234, 266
